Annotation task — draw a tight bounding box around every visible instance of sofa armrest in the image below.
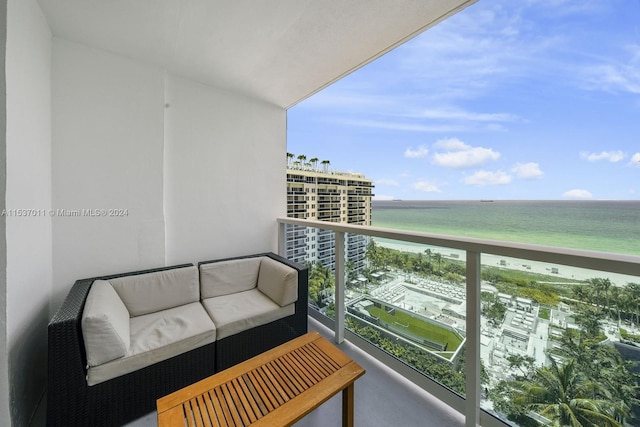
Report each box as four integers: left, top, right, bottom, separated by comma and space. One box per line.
47, 277, 95, 426
257, 256, 298, 307
262, 253, 308, 323
82, 280, 131, 366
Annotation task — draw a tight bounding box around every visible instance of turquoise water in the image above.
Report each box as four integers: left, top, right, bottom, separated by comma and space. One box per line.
372, 200, 640, 256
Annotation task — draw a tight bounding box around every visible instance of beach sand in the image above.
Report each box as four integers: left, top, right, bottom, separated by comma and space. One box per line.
376, 239, 639, 286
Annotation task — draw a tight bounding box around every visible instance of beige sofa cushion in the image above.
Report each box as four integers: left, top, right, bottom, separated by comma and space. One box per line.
201, 289, 295, 340
86, 302, 216, 386
81, 280, 130, 367
199, 257, 262, 298
109, 266, 199, 316
257, 257, 298, 307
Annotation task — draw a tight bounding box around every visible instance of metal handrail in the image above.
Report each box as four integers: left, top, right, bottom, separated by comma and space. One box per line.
278, 217, 639, 276
277, 216, 640, 427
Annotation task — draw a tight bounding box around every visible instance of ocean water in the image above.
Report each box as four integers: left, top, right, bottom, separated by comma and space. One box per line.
372, 200, 640, 256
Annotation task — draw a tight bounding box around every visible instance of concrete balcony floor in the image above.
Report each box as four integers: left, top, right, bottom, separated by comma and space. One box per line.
124, 317, 464, 427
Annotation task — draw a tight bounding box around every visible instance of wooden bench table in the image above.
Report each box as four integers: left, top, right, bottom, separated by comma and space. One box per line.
157, 331, 365, 427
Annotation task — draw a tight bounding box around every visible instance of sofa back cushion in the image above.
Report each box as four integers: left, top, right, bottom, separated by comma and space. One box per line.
257, 257, 298, 307
82, 280, 131, 366
109, 266, 199, 316
200, 257, 262, 298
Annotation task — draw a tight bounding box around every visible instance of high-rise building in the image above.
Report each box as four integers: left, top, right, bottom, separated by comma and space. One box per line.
285, 163, 374, 273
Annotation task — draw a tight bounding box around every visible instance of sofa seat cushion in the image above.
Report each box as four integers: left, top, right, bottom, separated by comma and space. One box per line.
86, 302, 216, 386
109, 266, 200, 316
202, 289, 295, 340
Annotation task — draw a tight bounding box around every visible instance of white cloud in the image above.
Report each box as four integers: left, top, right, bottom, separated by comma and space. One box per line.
583, 64, 640, 94
512, 162, 544, 179
335, 119, 462, 133
630, 152, 640, 166
412, 181, 441, 193
375, 179, 401, 187
393, 1, 571, 104
581, 44, 640, 95
580, 150, 626, 162
433, 138, 468, 151
563, 189, 593, 199
418, 108, 519, 123
404, 145, 429, 158
432, 139, 501, 169
463, 170, 511, 186
529, 0, 605, 16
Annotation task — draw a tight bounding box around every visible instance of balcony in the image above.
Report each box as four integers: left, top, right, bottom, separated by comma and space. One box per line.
277, 217, 640, 427
33, 214, 638, 427
122, 316, 464, 427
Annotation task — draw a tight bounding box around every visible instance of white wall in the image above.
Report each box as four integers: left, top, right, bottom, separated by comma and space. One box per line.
4, 0, 52, 424
50, 40, 288, 306
0, 0, 8, 422
51, 39, 166, 310
164, 75, 286, 265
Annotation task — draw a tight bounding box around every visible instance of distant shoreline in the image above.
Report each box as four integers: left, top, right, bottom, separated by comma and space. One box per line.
375, 238, 639, 287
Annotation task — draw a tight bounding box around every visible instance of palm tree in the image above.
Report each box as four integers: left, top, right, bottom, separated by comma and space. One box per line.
513, 358, 626, 427
588, 278, 612, 312
424, 248, 432, 263
321, 159, 330, 172
572, 285, 591, 303
286, 152, 294, 167
624, 282, 640, 325
310, 157, 319, 171
609, 286, 625, 323
574, 306, 606, 338
297, 154, 307, 170
345, 260, 356, 287
432, 252, 443, 274
365, 239, 384, 270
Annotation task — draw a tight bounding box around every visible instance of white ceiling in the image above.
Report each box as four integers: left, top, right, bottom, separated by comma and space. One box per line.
37, 0, 475, 109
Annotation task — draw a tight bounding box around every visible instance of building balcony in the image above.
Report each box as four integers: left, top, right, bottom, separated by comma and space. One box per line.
287, 209, 308, 215
317, 214, 341, 221
317, 194, 341, 200
317, 205, 341, 211
285, 232, 307, 240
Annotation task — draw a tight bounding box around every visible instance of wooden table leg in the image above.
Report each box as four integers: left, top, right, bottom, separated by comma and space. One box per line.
342, 383, 355, 427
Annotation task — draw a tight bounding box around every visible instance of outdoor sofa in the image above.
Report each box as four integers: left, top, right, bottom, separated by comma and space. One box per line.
47, 252, 308, 427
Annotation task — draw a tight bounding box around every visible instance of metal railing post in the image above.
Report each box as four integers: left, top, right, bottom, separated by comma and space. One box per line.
335, 231, 345, 343
466, 251, 481, 427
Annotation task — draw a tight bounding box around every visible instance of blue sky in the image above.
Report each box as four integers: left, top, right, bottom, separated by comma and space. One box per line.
287, 0, 640, 200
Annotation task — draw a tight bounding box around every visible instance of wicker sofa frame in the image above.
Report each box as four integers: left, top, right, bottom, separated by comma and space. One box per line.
47, 253, 308, 427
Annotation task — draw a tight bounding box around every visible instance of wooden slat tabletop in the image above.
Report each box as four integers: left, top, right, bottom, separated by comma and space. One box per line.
157, 331, 365, 427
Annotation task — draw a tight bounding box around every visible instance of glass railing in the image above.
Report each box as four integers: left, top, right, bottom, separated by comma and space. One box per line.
277, 217, 640, 427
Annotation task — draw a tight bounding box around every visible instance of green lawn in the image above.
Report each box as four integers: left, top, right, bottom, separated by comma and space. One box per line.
367, 306, 463, 351
538, 307, 550, 320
